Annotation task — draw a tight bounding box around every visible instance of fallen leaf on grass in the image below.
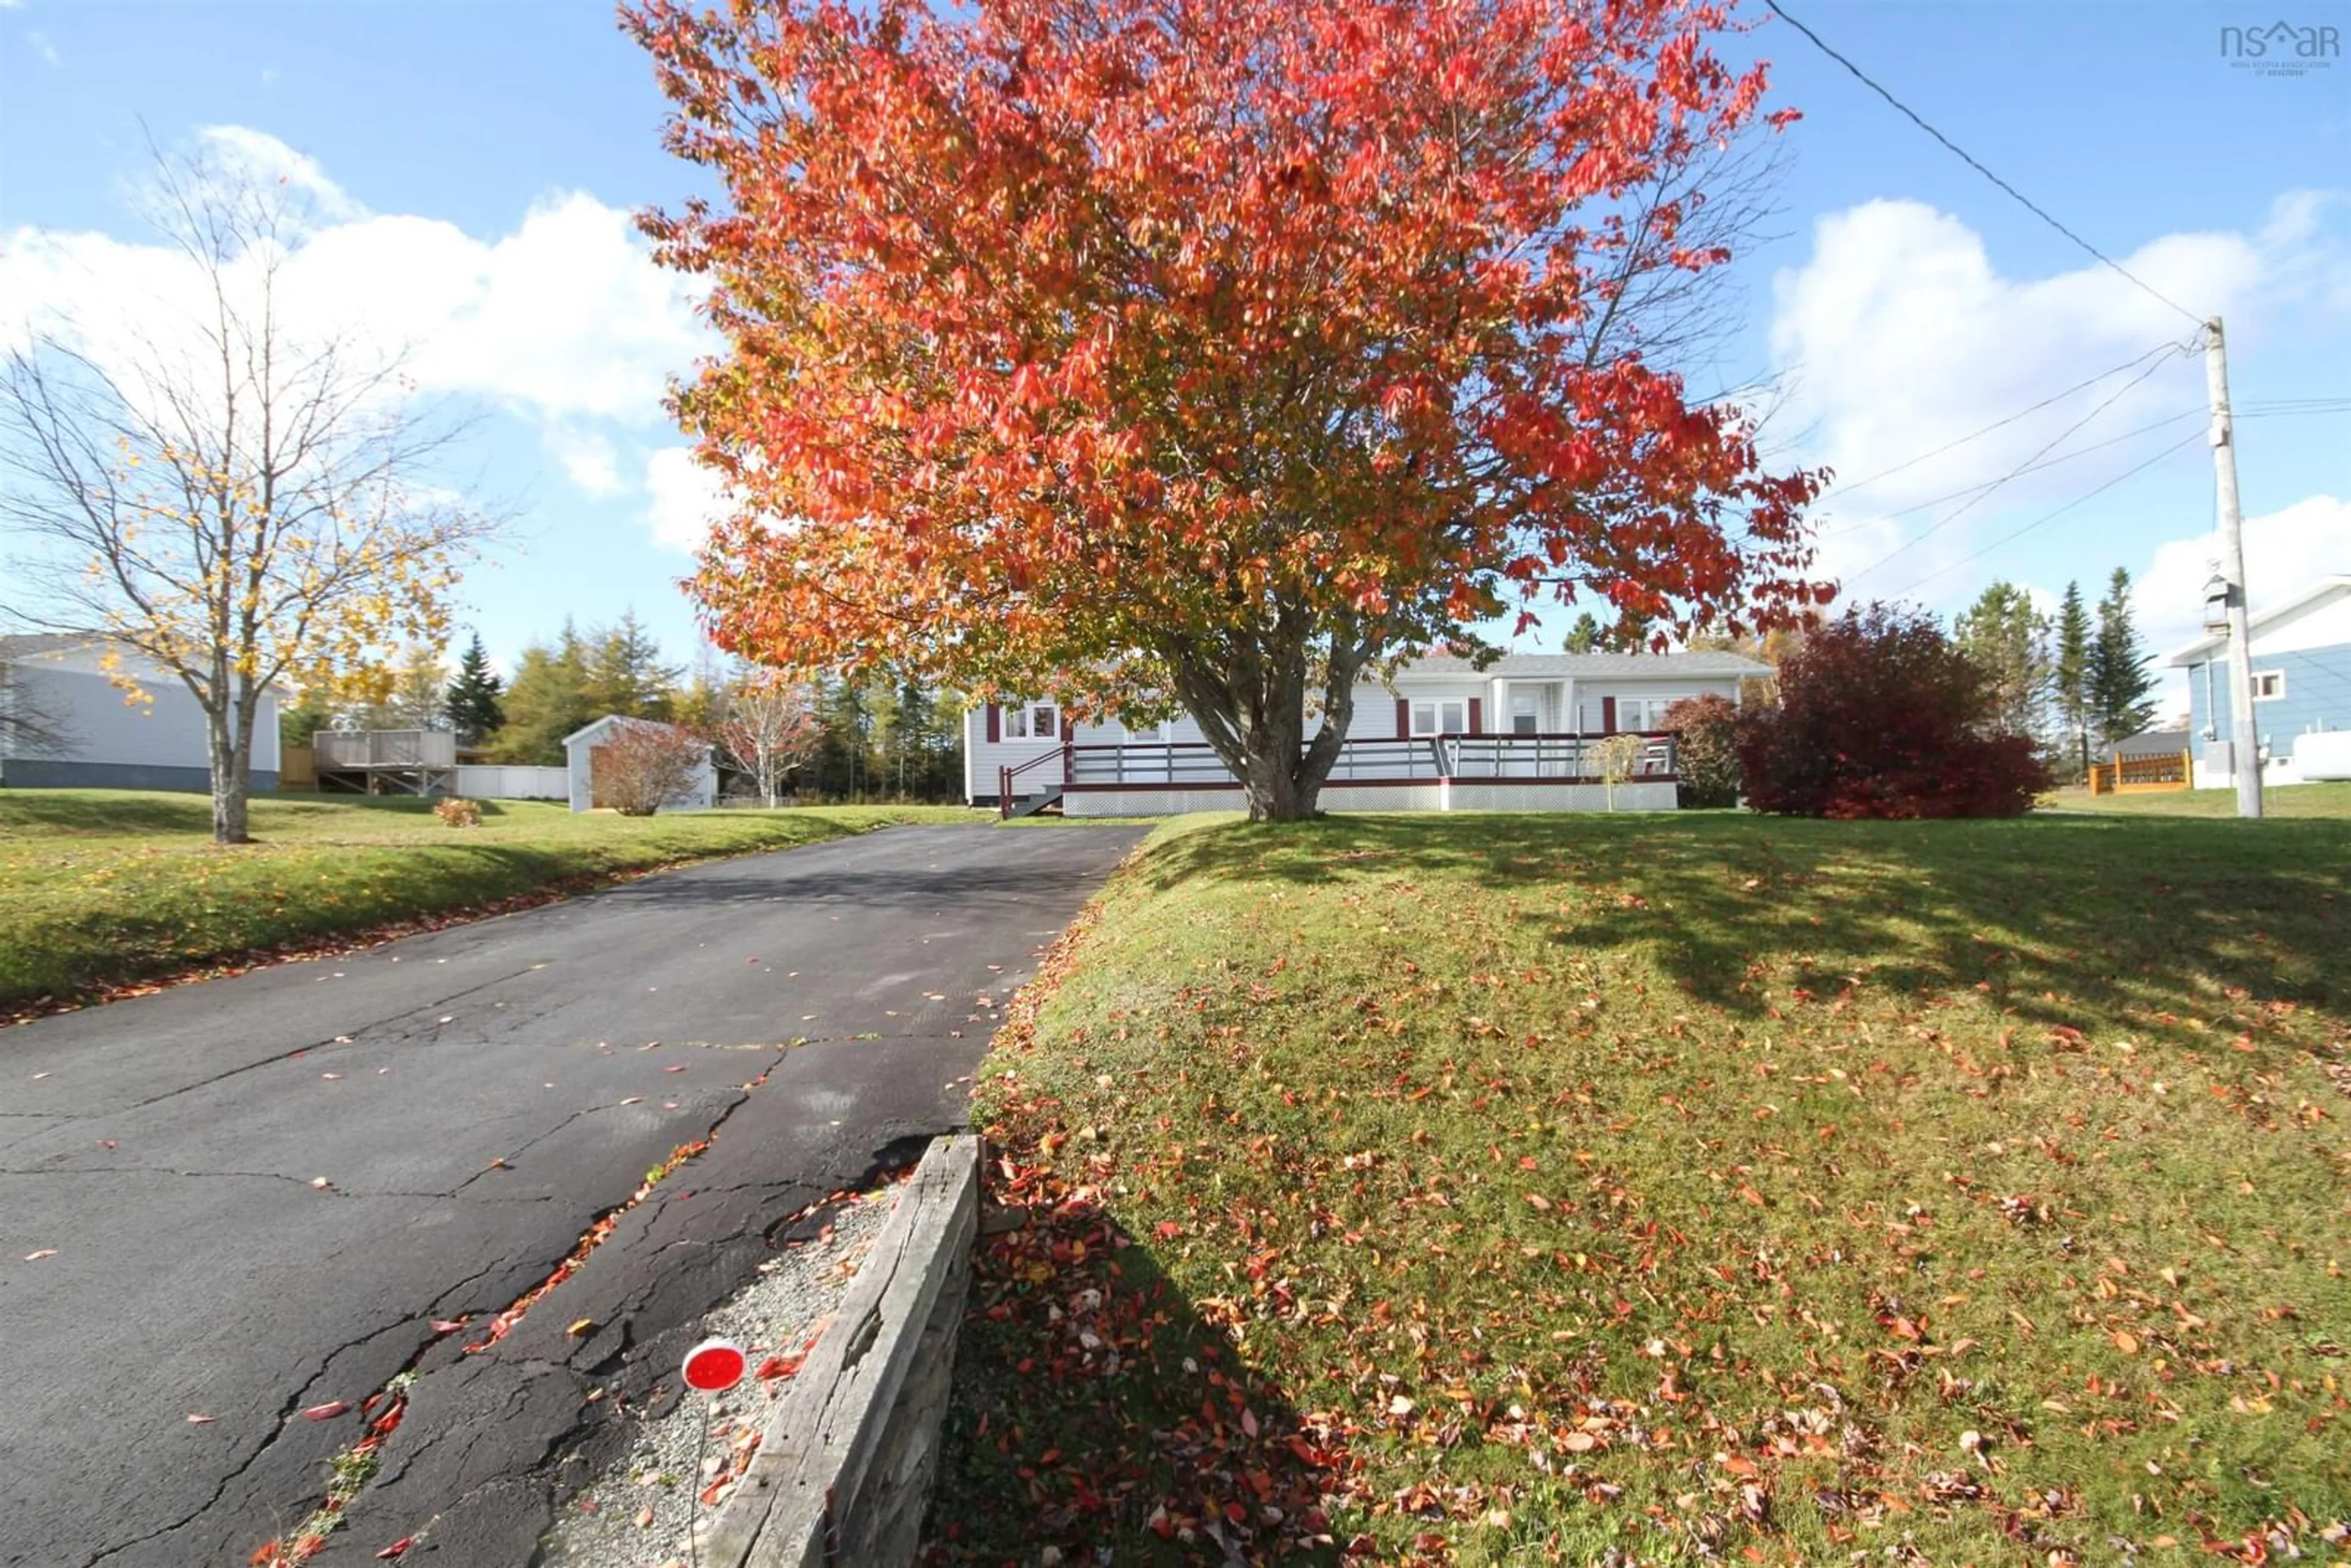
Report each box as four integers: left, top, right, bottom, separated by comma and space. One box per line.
2112, 1330, 2141, 1355
301, 1401, 350, 1420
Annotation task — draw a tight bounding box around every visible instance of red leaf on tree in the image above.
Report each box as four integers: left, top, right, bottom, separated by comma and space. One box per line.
622, 0, 1822, 821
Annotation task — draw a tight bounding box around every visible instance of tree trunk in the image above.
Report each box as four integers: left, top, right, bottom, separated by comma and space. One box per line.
206, 701, 252, 844
1177, 634, 1366, 823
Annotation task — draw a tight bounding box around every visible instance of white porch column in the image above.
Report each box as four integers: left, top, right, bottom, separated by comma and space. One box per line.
1491, 676, 1509, 730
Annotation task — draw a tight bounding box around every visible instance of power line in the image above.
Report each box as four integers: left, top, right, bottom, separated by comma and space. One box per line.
1882, 428, 2206, 600
1815, 405, 2204, 538
1766, 0, 2205, 328
1844, 343, 2194, 580
1815, 340, 2194, 504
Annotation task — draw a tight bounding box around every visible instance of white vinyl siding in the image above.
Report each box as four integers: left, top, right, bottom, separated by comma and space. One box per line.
0, 655, 280, 771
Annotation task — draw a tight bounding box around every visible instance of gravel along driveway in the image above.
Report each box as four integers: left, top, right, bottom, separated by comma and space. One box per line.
539, 1184, 898, 1568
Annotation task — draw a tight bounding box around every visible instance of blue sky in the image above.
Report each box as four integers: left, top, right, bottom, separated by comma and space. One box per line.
2, 0, 2345, 710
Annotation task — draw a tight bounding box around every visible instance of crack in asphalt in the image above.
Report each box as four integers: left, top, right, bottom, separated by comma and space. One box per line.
81, 1313, 419, 1568
244, 1086, 765, 1555
0, 1165, 563, 1203
84, 1249, 542, 1568
111, 963, 549, 1115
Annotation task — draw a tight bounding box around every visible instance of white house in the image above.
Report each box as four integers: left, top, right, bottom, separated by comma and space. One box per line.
964, 650, 1769, 816
561, 715, 716, 814
0, 632, 282, 792
2167, 574, 2351, 790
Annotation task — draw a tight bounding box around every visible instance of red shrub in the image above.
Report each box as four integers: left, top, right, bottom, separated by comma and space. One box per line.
1736, 604, 2050, 819
1660, 693, 1741, 808
594, 721, 710, 816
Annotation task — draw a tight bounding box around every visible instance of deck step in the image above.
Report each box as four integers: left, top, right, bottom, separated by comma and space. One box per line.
1008, 786, 1064, 819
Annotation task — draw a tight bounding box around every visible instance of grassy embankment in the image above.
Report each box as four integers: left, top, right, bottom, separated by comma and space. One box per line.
934, 808, 2350, 1564
0, 789, 974, 1013
2049, 780, 2351, 820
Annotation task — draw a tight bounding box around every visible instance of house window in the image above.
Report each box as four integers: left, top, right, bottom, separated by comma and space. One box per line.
1003, 702, 1059, 739
1410, 699, 1467, 735
1509, 693, 1542, 735
2251, 670, 2285, 702
1616, 695, 1692, 732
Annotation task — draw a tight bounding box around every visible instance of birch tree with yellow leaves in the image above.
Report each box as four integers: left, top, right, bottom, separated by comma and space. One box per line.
0, 140, 495, 842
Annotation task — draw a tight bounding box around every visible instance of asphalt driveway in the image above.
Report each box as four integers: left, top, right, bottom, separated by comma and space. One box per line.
0, 822, 1142, 1568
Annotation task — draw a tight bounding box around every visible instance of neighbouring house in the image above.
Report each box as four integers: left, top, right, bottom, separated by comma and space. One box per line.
561, 715, 716, 814
0, 632, 281, 792
2166, 574, 2351, 789
965, 650, 1773, 816
2113, 727, 2192, 759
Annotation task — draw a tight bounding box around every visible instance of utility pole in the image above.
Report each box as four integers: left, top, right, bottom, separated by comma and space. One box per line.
2204, 316, 2263, 820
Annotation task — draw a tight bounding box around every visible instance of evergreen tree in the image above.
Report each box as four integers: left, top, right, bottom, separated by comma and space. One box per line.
2090, 567, 2159, 746
581, 612, 683, 721
813, 677, 874, 799
1563, 612, 1603, 655
490, 623, 594, 764
670, 645, 729, 736
445, 633, 505, 743
277, 688, 336, 752
2051, 580, 2093, 777
1951, 580, 2050, 741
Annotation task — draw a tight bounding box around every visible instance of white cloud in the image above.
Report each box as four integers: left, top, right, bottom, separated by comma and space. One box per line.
644, 446, 730, 553
1769, 194, 2346, 601
27, 28, 59, 66
0, 128, 708, 433
2139, 493, 2351, 661
194, 124, 361, 222
550, 427, 627, 498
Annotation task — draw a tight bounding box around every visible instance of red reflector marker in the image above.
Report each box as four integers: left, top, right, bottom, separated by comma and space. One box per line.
682, 1337, 748, 1393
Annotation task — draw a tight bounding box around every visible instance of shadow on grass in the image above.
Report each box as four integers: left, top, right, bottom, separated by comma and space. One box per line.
924, 1174, 1344, 1563
1131, 811, 2349, 1039
0, 790, 222, 836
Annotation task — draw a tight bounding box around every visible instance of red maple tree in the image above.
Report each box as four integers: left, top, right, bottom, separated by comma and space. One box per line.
628, 0, 1827, 819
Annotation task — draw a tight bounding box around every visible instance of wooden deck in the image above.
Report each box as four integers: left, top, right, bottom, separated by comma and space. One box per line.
998, 731, 1679, 816
312, 729, 459, 795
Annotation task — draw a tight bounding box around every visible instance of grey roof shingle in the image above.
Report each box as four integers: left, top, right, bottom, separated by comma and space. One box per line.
0, 632, 105, 660
1398, 650, 1775, 678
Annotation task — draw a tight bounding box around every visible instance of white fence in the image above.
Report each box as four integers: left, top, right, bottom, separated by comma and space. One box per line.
454, 764, 569, 801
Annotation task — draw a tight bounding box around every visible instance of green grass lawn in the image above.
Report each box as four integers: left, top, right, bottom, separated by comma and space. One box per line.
2048, 781, 2351, 819
934, 811, 2351, 1565
0, 789, 977, 1013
